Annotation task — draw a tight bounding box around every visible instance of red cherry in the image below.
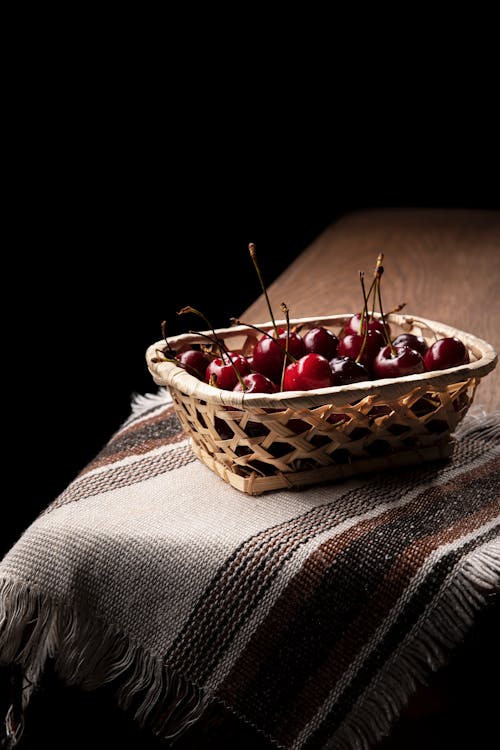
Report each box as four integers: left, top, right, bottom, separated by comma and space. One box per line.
373, 345, 425, 379
345, 313, 390, 339
392, 333, 428, 357
252, 329, 305, 381
251, 337, 284, 381
423, 337, 470, 371
327, 413, 350, 425
177, 349, 211, 380
287, 418, 310, 433
233, 372, 278, 394
303, 326, 339, 360
337, 330, 385, 370
327, 356, 369, 423
329, 356, 370, 385
283, 353, 334, 391
205, 352, 250, 390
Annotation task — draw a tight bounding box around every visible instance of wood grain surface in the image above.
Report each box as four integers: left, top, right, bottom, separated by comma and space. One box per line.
243, 209, 500, 411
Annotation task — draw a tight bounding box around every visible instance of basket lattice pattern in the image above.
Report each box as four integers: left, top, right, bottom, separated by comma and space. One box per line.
146, 313, 497, 495
169, 378, 476, 493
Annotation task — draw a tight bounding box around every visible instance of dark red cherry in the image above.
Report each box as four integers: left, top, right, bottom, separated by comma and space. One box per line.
337, 330, 385, 370
205, 352, 250, 390
337, 334, 362, 360
329, 356, 370, 385
284, 331, 307, 360
303, 326, 339, 360
214, 416, 234, 440
373, 345, 425, 379
283, 353, 334, 391
252, 328, 306, 381
327, 412, 350, 425
177, 349, 211, 380
251, 337, 283, 380
287, 418, 310, 434
345, 313, 390, 338
392, 333, 428, 357
233, 372, 278, 394
424, 337, 470, 371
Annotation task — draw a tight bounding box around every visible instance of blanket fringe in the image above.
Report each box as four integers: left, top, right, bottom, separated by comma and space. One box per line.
328, 541, 500, 750
128, 388, 171, 417
0, 577, 206, 748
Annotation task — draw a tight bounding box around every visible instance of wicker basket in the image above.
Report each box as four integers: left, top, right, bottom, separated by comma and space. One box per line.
146, 313, 497, 495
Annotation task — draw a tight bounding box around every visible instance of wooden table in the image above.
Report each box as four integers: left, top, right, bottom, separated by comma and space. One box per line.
244, 209, 500, 412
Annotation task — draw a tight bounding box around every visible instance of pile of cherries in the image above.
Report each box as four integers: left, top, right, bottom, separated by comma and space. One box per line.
155, 247, 470, 395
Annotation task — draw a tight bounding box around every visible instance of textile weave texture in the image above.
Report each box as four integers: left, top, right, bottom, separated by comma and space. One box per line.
1, 390, 499, 749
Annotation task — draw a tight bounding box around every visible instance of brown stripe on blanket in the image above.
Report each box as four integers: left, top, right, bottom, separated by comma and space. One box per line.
218, 458, 498, 707
217, 455, 500, 703
274, 493, 500, 746
108, 404, 178, 443
166, 460, 453, 673
83, 432, 187, 473
166, 436, 498, 683
302, 525, 499, 750
43, 442, 196, 515
215, 459, 499, 745
78, 406, 184, 475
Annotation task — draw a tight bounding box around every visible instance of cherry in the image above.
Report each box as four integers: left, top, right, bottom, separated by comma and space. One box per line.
329, 356, 370, 385
337, 329, 385, 370
327, 412, 350, 425
345, 313, 390, 339
424, 337, 470, 371
205, 352, 250, 390
327, 356, 369, 425
252, 328, 305, 382
287, 418, 310, 434
280, 330, 306, 359
283, 353, 334, 391
177, 349, 211, 380
233, 372, 278, 394
373, 344, 425, 379
392, 333, 428, 357
303, 326, 339, 360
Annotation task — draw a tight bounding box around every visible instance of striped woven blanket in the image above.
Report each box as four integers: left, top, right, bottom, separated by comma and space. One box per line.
1, 391, 499, 749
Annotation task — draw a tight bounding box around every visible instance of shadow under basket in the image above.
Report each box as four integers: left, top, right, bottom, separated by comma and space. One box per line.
146, 313, 497, 496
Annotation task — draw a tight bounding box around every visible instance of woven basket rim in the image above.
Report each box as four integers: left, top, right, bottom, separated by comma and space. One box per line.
146, 313, 498, 409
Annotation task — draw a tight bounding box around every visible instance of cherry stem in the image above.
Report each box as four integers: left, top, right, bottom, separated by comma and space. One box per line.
280, 302, 291, 391
355, 272, 370, 364
357, 270, 366, 336
160, 320, 176, 357
186, 329, 225, 353
376, 265, 396, 354
387, 302, 406, 315
177, 307, 224, 357
187, 329, 247, 389
364, 276, 377, 322
230, 317, 298, 363
151, 349, 204, 379
249, 242, 279, 338
366, 252, 384, 321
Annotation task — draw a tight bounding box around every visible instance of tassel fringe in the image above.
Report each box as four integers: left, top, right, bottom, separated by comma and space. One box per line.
0, 578, 206, 748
